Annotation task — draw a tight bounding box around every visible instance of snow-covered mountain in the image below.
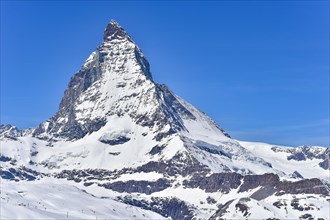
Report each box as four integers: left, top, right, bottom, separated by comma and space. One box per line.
1, 20, 329, 219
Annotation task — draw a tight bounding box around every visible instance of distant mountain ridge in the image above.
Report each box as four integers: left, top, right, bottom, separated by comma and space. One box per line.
1, 20, 329, 219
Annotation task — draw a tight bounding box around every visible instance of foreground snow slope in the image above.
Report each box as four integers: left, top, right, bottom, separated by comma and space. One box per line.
0, 179, 166, 220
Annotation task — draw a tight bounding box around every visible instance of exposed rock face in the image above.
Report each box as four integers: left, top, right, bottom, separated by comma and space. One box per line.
0, 166, 42, 181
290, 171, 304, 179
54, 152, 212, 183
183, 172, 242, 193
0, 125, 22, 140
148, 145, 166, 155
235, 198, 251, 217
157, 85, 195, 120
119, 196, 196, 220
0, 155, 11, 162
102, 178, 171, 194
239, 173, 280, 193
99, 135, 130, 145
238, 173, 329, 197
319, 158, 329, 170
209, 200, 234, 219
55, 166, 329, 202
276, 178, 329, 196
104, 20, 130, 41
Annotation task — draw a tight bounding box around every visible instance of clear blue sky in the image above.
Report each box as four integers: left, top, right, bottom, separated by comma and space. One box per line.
1, 1, 329, 147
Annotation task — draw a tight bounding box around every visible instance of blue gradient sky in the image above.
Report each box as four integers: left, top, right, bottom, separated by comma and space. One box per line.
1, 1, 329, 147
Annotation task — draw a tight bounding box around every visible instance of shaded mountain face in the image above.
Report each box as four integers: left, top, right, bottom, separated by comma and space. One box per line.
1, 20, 329, 220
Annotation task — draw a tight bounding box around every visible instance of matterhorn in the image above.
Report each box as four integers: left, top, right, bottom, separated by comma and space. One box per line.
1, 20, 329, 219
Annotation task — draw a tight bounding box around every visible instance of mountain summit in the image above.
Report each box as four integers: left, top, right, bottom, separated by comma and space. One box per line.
104, 19, 129, 41
1, 20, 329, 219
32, 19, 228, 143
33, 19, 155, 140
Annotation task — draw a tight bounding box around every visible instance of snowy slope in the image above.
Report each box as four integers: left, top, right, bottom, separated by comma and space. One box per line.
1, 20, 329, 219
0, 179, 166, 219
239, 141, 329, 180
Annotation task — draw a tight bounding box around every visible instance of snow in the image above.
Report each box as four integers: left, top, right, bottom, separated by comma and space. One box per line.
176, 95, 230, 144
238, 141, 329, 180
1, 20, 329, 220
160, 135, 186, 160
1, 97, 328, 219
0, 113, 187, 173
0, 179, 166, 220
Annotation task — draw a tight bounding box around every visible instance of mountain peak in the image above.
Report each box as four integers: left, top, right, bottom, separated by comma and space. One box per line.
32, 19, 226, 142
103, 19, 128, 41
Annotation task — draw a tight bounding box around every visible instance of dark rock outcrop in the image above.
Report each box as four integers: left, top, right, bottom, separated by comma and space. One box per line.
209, 200, 234, 220
183, 172, 242, 193
119, 196, 196, 220
103, 20, 129, 41
276, 178, 329, 196
239, 173, 329, 196
291, 171, 304, 179
273, 201, 285, 209
299, 213, 313, 219
0, 124, 22, 139
319, 159, 329, 170
235, 198, 251, 217
206, 196, 217, 204
210, 198, 252, 219
287, 152, 306, 161
99, 136, 130, 145
0, 155, 11, 162
239, 173, 280, 193
0, 167, 41, 181
101, 178, 171, 195
149, 145, 166, 155
251, 186, 277, 200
